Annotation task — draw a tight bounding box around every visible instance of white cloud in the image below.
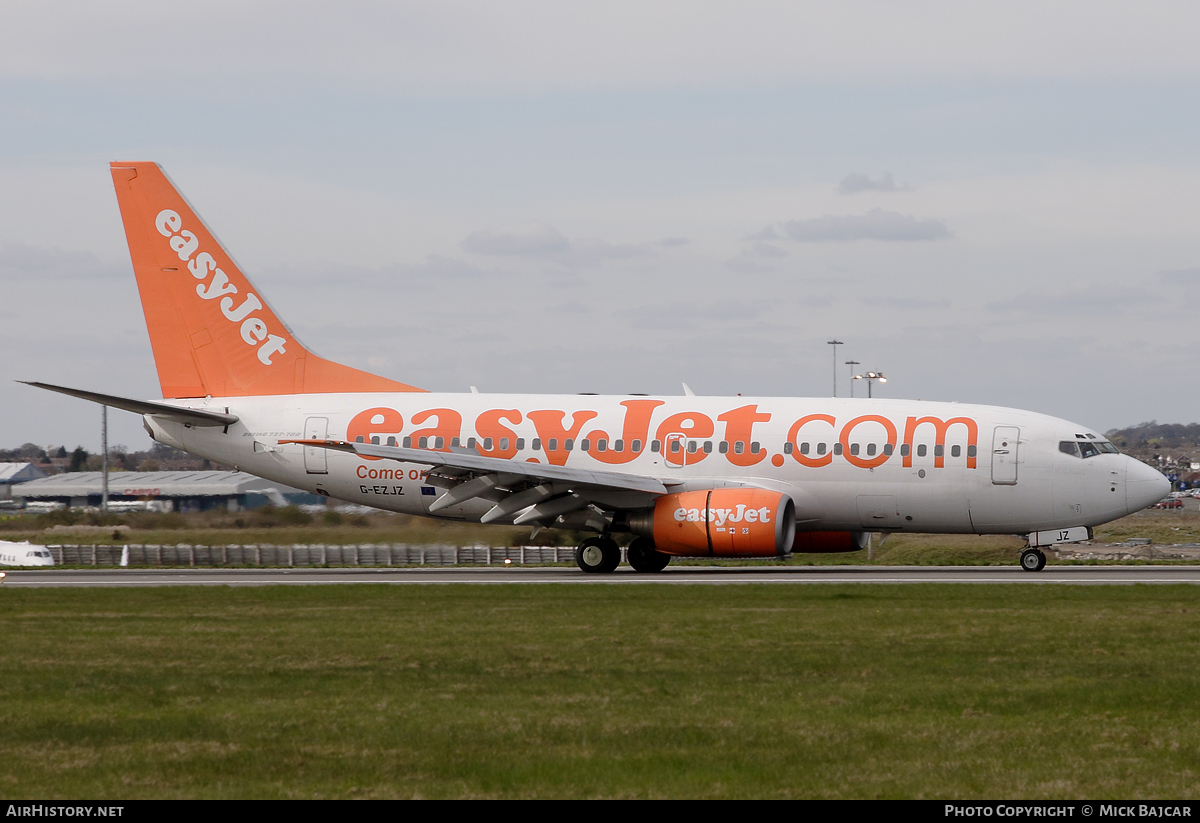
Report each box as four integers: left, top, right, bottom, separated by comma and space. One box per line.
838, 172, 912, 195
462, 223, 570, 256
1160, 268, 1200, 284
781, 210, 950, 242
461, 224, 651, 266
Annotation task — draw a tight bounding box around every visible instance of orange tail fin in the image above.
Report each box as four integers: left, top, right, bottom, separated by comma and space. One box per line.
110, 162, 425, 398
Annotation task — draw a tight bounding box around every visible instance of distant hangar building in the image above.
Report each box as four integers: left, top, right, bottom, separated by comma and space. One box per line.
0, 463, 48, 501
13, 471, 323, 512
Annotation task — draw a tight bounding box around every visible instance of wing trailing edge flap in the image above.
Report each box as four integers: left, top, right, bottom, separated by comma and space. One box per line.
282, 438, 669, 523
22, 381, 239, 427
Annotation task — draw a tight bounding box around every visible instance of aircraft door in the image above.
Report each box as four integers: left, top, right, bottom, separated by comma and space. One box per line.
991, 426, 1020, 485
303, 416, 329, 474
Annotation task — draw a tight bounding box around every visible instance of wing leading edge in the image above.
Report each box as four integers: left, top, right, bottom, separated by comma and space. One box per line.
281, 438, 672, 527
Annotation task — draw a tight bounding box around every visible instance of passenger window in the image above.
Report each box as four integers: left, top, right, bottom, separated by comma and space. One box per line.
951, 445, 960, 457
483, 437, 493, 450
703, 441, 712, 454
917, 444, 927, 457
883, 443, 893, 456
548, 438, 558, 451
651, 440, 660, 453
580, 439, 590, 451
900, 444, 910, 457
632, 439, 642, 452
687, 441, 697, 454
499, 437, 509, 451
800, 442, 810, 455
596, 439, 607, 452
386, 436, 397, 446
372, 436, 381, 445
850, 443, 860, 456
670, 440, 681, 453
817, 443, 826, 455
451, 437, 460, 448
565, 439, 574, 451
967, 445, 977, 458
402, 436, 412, 448
418, 436, 428, 448
784, 442, 794, 455
866, 443, 876, 456
614, 439, 624, 452
434, 436, 444, 450
468, 437, 477, 449
734, 441, 745, 454
532, 438, 540, 450
833, 443, 843, 455
719, 441, 729, 454
750, 441, 760, 454
934, 444, 943, 458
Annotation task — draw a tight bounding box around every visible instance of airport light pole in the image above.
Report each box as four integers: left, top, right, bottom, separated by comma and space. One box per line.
827, 340, 844, 396
101, 406, 108, 513
845, 360, 860, 397
853, 371, 887, 398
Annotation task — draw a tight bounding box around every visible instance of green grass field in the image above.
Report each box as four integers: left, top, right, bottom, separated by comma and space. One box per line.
3, 584, 1200, 799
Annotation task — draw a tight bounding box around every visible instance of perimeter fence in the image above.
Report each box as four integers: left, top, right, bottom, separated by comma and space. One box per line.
41, 544, 577, 567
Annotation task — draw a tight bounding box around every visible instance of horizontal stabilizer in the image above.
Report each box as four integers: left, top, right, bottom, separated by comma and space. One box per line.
22, 382, 238, 427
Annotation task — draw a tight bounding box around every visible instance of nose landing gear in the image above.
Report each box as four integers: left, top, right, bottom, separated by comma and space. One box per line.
1020, 548, 1047, 572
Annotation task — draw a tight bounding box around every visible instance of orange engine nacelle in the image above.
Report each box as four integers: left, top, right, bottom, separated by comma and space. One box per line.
791, 531, 870, 553
632, 489, 797, 557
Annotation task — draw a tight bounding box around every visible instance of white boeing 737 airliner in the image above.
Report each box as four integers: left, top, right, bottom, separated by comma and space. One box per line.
26, 162, 1169, 573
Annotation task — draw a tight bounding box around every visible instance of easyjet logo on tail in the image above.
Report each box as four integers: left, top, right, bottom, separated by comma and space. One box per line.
154, 209, 288, 366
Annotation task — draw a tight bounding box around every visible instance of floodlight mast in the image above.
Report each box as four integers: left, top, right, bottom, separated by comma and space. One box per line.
827, 340, 844, 396
852, 371, 887, 398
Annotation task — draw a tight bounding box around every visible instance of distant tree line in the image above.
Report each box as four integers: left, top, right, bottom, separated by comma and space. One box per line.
0, 442, 220, 473
1106, 421, 1200, 451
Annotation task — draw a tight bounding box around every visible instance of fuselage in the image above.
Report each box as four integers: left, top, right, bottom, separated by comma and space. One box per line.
144, 392, 1167, 535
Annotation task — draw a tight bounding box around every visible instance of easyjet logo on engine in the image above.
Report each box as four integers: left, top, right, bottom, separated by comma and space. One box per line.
674, 505, 771, 525
155, 209, 288, 366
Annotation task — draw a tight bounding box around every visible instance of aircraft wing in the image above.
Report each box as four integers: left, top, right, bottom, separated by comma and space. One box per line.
282, 437, 671, 527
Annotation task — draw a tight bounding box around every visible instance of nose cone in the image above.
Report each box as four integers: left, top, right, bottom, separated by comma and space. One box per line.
1125, 457, 1170, 513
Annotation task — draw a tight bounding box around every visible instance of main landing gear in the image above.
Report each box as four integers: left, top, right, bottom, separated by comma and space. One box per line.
1020, 548, 1047, 572
626, 536, 671, 573
574, 536, 672, 574
575, 536, 621, 574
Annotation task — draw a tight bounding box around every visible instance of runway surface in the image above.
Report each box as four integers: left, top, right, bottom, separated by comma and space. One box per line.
6, 565, 1200, 587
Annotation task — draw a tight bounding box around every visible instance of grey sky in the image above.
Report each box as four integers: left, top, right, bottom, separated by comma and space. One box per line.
3, 2, 1200, 452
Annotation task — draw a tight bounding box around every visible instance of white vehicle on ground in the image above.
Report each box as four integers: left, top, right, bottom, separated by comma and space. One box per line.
0, 540, 55, 567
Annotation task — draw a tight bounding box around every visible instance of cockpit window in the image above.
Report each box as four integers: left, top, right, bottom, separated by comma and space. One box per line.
1061, 439, 1120, 458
